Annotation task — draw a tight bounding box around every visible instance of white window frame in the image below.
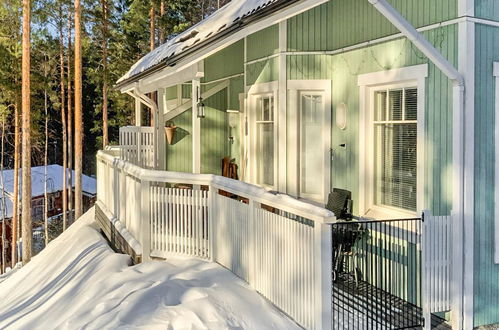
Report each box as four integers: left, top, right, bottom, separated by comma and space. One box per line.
358, 64, 427, 219
247, 81, 279, 190
288, 80, 331, 204
493, 62, 499, 263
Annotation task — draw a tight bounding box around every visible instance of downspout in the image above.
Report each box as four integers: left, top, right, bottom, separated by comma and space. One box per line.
367, 1, 466, 329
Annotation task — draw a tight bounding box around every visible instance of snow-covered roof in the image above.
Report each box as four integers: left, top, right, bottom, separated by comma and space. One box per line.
0, 165, 97, 219
117, 0, 285, 86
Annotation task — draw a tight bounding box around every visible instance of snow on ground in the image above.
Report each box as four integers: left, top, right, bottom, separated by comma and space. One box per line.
0, 207, 300, 330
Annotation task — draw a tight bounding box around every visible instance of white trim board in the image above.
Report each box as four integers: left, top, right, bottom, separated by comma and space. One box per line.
494, 62, 499, 264
357, 64, 428, 218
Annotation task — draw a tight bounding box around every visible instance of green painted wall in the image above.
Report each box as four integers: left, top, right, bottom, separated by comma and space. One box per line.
476, 0, 499, 21
201, 89, 229, 175
287, 25, 456, 216
246, 24, 279, 61
165, 86, 177, 101
204, 40, 244, 82
473, 23, 499, 328
288, 0, 457, 52
165, 110, 192, 173
246, 57, 279, 86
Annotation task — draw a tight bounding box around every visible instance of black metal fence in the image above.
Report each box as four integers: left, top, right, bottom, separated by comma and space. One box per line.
331, 218, 423, 329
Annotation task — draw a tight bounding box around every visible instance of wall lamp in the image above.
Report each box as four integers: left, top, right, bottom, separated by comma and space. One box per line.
197, 86, 205, 119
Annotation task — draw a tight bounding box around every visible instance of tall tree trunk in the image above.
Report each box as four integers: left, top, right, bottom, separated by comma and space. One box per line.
67, 12, 73, 224
102, 0, 108, 149
74, 0, 83, 220
150, 1, 155, 51
159, 1, 165, 44
11, 98, 20, 267
44, 87, 48, 247
21, 0, 32, 263
59, 5, 67, 231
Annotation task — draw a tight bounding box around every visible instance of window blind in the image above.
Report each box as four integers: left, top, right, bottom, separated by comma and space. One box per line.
374, 88, 418, 212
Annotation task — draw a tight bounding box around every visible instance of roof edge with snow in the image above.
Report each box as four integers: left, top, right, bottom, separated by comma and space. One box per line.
115, 0, 303, 90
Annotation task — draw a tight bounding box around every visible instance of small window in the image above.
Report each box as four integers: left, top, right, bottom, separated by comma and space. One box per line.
373, 88, 418, 212
256, 96, 275, 187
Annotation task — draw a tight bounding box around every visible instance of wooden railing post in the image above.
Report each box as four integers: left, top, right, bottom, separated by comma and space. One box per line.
140, 179, 151, 262
314, 222, 332, 330
208, 185, 215, 262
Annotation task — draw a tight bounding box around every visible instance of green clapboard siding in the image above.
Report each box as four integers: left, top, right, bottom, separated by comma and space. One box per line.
288, 0, 457, 52
476, 0, 499, 21
246, 57, 279, 86
246, 24, 279, 61
287, 24, 457, 216
204, 40, 244, 82
473, 23, 499, 328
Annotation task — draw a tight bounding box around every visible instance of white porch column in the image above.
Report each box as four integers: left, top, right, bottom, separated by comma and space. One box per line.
135, 98, 142, 126
157, 88, 166, 170
192, 79, 201, 174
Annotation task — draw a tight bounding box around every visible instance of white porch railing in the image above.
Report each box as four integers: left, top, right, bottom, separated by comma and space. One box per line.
96, 149, 335, 330
422, 212, 452, 321
119, 126, 156, 169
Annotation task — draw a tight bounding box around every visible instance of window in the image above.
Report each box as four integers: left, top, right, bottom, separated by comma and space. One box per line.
248, 82, 278, 190
373, 88, 418, 212
32, 199, 44, 222
256, 96, 275, 187
358, 64, 427, 217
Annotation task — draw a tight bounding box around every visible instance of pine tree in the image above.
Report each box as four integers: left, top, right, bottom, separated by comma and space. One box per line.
21, 0, 32, 263
74, 0, 83, 220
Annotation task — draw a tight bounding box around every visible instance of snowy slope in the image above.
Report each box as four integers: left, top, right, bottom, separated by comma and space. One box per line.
0, 208, 300, 330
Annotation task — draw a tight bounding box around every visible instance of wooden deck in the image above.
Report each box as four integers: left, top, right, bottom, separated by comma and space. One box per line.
333, 276, 451, 329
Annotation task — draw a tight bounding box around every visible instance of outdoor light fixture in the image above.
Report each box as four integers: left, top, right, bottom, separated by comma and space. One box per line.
197, 86, 205, 119
336, 103, 347, 130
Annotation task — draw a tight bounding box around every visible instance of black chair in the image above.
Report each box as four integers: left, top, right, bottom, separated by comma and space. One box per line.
326, 188, 353, 220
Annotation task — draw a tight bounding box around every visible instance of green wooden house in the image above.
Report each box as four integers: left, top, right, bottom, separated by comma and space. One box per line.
109, 0, 499, 328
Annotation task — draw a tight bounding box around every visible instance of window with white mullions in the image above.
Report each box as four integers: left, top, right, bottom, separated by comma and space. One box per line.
256, 95, 275, 187
373, 87, 418, 212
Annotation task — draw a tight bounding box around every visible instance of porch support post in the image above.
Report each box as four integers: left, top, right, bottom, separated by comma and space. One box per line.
135, 98, 142, 126
192, 78, 201, 174
157, 88, 166, 170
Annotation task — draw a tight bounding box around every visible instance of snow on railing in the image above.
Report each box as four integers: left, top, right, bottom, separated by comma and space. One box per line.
421, 212, 452, 321
96, 149, 335, 330
119, 126, 156, 169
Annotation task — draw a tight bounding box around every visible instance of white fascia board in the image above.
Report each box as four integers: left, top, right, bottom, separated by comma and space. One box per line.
122, 0, 328, 94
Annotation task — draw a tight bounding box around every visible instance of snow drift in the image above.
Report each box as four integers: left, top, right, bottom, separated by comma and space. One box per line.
0, 207, 299, 329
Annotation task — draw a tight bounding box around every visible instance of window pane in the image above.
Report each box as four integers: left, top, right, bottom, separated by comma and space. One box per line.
405, 88, 418, 120
257, 123, 274, 186
301, 94, 323, 196
375, 91, 387, 121
258, 97, 272, 122
374, 123, 417, 211
388, 89, 403, 121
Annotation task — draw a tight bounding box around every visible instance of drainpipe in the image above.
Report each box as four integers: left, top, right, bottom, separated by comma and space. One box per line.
367, 1, 466, 329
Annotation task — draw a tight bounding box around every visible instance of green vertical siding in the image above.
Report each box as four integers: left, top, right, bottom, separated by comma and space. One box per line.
473, 23, 499, 328
476, 0, 499, 21
246, 57, 279, 86
287, 25, 457, 216
165, 86, 177, 100
165, 110, 192, 173
288, 0, 457, 52
204, 40, 244, 82
201, 89, 229, 175
246, 24, 279, 61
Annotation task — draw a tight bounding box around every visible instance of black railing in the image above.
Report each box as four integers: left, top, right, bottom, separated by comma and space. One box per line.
331, 217, 423, 330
